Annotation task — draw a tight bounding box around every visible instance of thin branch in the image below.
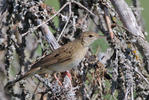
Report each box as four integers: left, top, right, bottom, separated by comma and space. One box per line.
35, 74, 52, 88
131, 86, 134, 100
104, 6, 114, 39
72, 1, 95, 17
36, 19, 60, 50
57, 2, 72, 42
134, 67, 149, 85
115, 23, 144, 39
22, 2, 70, 37
124, 88, 129, 100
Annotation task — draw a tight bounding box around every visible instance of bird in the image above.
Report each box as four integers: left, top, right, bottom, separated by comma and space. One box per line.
5, 31, 102, 91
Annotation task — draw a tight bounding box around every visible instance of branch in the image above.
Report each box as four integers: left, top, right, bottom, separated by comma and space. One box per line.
110, 0, 144, 38
110, 0, 149, 73
57, 2, 72, 42
22, 2, 70, 37
36, 19, 60, 50
72, 1, 95, 17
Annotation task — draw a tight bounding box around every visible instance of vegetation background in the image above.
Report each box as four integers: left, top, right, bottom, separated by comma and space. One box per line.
43, 0, 149, 99
1, 0, 149, 100
45, 0, 149, 50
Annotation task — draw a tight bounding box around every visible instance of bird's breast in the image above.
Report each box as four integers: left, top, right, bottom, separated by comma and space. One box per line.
72, 47, 88, 66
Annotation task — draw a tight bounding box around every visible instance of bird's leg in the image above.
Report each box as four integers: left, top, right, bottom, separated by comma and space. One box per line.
54, 73, 62, 86
64, 71, 72, 80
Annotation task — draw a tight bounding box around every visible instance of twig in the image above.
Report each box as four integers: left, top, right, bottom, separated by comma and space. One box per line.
33, 81, 40, 94
22, 1, 95, 38
115, 23, 144, 39
57, 2, 72, 42
22, 2, 70, 37
72, 1, 95, 16
131, 86, 134, 100
124, 88, 129, 100
134, 67, 149, 85
34, 74, 52, 88
36, 19, 60, 50
32, 81, 40, 99
104, 8, 114, 39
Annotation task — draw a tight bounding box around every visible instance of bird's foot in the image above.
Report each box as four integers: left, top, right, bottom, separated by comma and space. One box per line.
54, 73, 62, 86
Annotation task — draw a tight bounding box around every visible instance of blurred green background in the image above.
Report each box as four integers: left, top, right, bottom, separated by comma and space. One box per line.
140, 0, 149, 40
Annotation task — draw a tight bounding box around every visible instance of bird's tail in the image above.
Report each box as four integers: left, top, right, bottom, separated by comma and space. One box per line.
4, 67, 40, 94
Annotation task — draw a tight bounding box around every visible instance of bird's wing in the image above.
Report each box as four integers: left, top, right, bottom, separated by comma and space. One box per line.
31, 43, 73, 69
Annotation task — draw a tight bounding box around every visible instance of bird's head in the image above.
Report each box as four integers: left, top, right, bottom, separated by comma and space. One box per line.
80, 31, 102, 47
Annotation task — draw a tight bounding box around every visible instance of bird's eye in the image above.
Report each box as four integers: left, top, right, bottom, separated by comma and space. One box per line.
89, 35, 93, 38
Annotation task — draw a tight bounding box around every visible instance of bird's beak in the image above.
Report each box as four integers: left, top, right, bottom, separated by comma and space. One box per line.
98, 34, 105, 39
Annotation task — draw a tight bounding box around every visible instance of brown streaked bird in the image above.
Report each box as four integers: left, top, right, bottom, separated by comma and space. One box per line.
5, 31, 102, 90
